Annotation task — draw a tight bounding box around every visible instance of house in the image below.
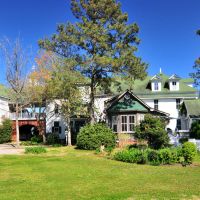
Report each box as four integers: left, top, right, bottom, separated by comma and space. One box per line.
94, 72, 198, 136
104, 90, 169, 133
179, 99, 200, 131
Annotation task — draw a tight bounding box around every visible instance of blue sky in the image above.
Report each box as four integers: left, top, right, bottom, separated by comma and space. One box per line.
0, 0, 199, 83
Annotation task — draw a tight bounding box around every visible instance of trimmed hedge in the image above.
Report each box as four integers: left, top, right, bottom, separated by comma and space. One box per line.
76, 123, 116, 150
113, 144, 196, 166
0, 119, 12, 144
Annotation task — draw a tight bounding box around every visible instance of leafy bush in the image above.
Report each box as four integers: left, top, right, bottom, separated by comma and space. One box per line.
182, 142, 197, 165
0, 119, 12, 144
159, 148, 173, 164
190, 121, 200, 139
113, 148, 147, 164
31, 135, 43, 143
147, 149, 161, 166
46, 133, 60, 145
179, 137, 188, 144
134, 114, 169, 149
113, 145, 197, 166
25, 146, 47, 154
76, 123, 116, 150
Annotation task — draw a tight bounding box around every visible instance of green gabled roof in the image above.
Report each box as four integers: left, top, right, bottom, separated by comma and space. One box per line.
182, 78, 194, 83
107, 73, 198, 99
106, 90, 169, 116
184, 99, 200, 117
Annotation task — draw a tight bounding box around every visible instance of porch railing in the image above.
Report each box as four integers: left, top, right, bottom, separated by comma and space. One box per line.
9, 113, 45, 120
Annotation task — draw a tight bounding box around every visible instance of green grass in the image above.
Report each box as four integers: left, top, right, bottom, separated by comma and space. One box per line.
0, 147, 200, 200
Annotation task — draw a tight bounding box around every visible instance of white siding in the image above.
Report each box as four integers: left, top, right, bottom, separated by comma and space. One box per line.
0, 97, 10, 123
143, 98, 179, 132
169, 81, 180, 91
94, 96, 110, 121
46, 101, 67, 140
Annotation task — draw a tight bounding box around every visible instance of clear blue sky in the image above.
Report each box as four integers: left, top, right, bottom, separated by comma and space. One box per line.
0, 0, 199, 83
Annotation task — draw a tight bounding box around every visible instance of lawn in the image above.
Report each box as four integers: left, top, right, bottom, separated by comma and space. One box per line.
0, 147, 200, 200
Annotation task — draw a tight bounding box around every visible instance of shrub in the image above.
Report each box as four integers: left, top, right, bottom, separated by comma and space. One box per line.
134, 114, 169, 149
159, 148, 172, 164
182, 142, 197, 165
113, 149, 147, 164
190, 121, 200, 139
0, 119, 12, 144
31, 135, 43, 143
25, 146, 47, 154
179, 137, 188, 144
76, 123, 116, 150
46, 133, 60, 145
147, 149, 161, 166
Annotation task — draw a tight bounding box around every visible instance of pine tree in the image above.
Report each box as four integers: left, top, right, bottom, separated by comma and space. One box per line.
39, 0, 147, 123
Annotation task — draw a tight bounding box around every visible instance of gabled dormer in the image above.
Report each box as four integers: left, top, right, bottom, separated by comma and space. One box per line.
168, 74, 180, 91
151, 75, 162, 92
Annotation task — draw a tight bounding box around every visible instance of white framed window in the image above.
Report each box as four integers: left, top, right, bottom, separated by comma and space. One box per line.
172, 81, 177, 90
176, 99, 180, 109
129, 115, 135, 132
121, 115, 127, 132
172, 81, 177, 86
112, 116, 118, 132
121, 115, 135, 132
154, 99, 158, 110
154, 82, 159, 91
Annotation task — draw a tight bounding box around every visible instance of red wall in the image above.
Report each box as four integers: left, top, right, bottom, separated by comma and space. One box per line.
12, 120, 46, 141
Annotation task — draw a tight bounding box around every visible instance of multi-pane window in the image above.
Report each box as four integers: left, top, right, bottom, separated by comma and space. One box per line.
176, 99, 180, 109
129, 116, 135, 132
121, 115, 135, 132
172, 81, 177, 86
55, 104, 59, 114
172, 81, 177, 90
52, 121, 61, 134
121, 116, 127, 132
154, 99, 158, 110
176, 119, 181, 130
154, 82, 159, 91
112, 116, 118, 132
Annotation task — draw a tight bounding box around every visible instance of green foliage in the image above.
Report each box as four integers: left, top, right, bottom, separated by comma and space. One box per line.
114, 148, 147, 164
39, 0, 147, 121
179, 137, 188, 144
25, 146, 47, 154
182, 142, 197, 165
134, 114, 169, 149
31, 135, 43, 143
147, 149, 161, 166
0, 118, 12, 144
46, 133, 60, 145
190, 121, 200, 139
76, 123, 116, 150
114, 147, 184, 166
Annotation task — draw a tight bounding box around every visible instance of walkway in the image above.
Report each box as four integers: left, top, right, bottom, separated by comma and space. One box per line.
0, 144, 24, 155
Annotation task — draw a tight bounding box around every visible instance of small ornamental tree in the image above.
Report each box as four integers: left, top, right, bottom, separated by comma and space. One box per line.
134, 114, 169, 149
0, 118, 12, 144
190, 121, 200, 139
76, 123, 116, 150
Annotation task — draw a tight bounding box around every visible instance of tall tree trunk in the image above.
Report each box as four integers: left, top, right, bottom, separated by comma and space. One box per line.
89, 77, 95, 124
67, 117, 72, 146
15, 102, 20, 147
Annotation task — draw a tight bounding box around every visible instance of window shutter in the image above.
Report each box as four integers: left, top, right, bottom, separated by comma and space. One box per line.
59, 126, 62, 134
52, 127, 55, 133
